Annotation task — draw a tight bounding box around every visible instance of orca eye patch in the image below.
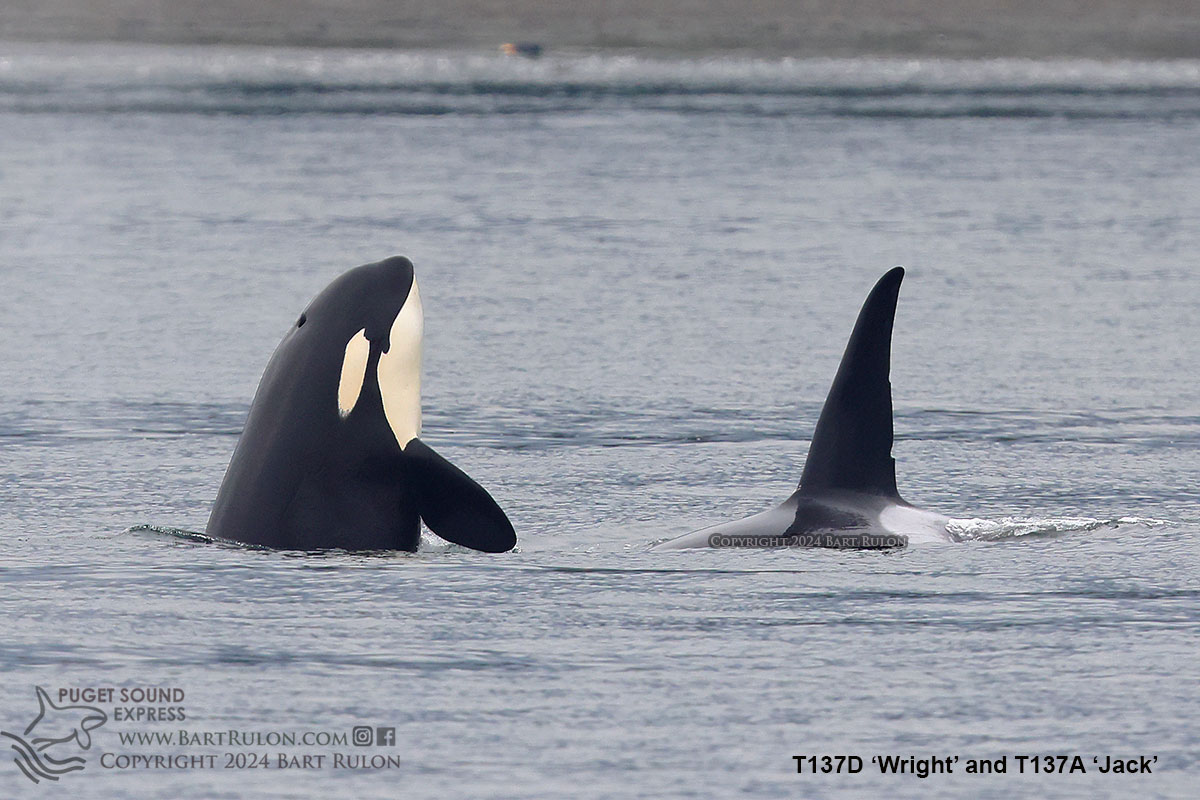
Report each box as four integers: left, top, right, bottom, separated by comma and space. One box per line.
337, 328, 371, 418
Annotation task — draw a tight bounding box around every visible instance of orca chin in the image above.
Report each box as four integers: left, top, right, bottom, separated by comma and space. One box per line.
655, 266, 957, 550
206, 256, 516, 553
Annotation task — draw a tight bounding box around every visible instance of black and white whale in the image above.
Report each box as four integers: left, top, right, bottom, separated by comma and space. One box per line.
207, 256, 516, 552
655, 267, 954, 550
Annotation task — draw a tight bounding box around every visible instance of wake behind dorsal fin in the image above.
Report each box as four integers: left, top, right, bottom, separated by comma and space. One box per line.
798, 267, 904, 500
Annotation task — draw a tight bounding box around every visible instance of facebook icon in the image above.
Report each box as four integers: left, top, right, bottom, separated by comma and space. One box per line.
376, 727, 396, 746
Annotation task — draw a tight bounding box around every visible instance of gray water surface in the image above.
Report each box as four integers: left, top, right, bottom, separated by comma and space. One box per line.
1, 42, 1198, 798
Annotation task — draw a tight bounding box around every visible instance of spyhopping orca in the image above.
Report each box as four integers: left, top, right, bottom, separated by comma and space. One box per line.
655, 267, 955, 550
207, 256, 516, 553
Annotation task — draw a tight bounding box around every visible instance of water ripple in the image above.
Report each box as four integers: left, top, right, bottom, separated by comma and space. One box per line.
5, 44, 1200, 118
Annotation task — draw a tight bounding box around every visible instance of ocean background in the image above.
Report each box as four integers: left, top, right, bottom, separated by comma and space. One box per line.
1, 41, 1198, 797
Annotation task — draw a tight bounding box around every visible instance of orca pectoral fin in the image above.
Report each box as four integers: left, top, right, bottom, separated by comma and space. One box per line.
402, 438, 516, 553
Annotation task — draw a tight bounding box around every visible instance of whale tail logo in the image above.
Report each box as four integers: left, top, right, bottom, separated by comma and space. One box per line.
2, 687, 107, 783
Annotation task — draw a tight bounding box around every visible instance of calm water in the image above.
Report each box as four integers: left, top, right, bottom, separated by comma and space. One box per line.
1, 42, 1198, 798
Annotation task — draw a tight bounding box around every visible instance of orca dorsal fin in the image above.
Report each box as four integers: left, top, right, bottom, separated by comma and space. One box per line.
798, 267, 904, 499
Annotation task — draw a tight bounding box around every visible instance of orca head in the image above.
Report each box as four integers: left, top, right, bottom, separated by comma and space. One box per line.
289, 256, 424, 452
211, 255, 515, 554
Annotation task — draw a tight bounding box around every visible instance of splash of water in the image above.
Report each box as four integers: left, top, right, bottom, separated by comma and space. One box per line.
948, 515, 1169, 542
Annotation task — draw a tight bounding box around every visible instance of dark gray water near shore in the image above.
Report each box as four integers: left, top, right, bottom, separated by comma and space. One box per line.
1, 42, 1197, 798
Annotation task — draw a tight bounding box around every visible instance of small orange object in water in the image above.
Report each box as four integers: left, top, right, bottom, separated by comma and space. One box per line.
500, 42, 544, 58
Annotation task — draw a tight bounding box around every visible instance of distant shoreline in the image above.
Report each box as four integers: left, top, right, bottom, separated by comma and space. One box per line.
3, 1, 1200, 60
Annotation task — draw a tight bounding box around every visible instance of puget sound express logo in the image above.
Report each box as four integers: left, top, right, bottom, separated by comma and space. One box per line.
4, 685, 400, 783
1, 687, 109, 784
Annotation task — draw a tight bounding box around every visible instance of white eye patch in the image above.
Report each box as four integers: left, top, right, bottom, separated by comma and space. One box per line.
377, 278, 423, 449
337, 328, 371, 417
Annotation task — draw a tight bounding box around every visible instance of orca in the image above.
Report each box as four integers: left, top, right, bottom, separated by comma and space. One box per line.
207, 256, 516, 553
655, 267, 955, 550
22, 687, 107, 752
